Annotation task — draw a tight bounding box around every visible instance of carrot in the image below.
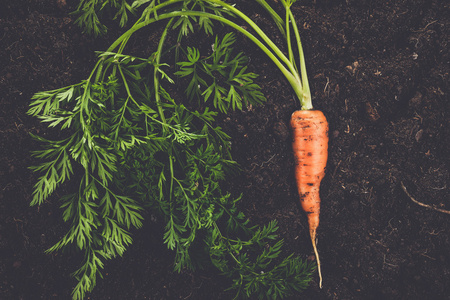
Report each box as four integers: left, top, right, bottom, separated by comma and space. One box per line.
290, 109, 329, 289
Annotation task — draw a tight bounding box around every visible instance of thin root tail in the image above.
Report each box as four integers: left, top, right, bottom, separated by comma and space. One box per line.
310, 229, 323, 289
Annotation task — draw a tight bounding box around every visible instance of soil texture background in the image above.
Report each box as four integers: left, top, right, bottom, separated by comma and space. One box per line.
1, 0, 449, 299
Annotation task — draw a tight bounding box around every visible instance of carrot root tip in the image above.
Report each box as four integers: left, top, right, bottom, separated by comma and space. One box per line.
311, 230, 323, 289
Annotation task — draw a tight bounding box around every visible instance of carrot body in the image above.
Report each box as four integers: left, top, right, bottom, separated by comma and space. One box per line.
290, 110, 328, 288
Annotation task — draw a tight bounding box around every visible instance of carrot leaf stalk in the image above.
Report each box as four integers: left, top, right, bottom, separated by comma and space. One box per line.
105, 0, 313, 110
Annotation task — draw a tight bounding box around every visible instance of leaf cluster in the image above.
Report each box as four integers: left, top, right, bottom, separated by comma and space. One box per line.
29, 4, 315, 299
176, 32, 266, 112
73, 0, 233, 37
73, 0, 135, 36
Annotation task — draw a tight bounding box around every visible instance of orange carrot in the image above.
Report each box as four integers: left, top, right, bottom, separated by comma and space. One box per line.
290, 109, 329, 288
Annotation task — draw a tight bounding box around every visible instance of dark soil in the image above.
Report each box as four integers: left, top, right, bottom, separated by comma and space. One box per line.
1, 0, 449, 299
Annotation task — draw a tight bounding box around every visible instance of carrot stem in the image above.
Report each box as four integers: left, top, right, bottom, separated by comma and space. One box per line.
104, 0, 311, 109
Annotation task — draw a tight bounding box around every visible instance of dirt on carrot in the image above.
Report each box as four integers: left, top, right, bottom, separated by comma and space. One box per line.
290, 109, 329, 288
